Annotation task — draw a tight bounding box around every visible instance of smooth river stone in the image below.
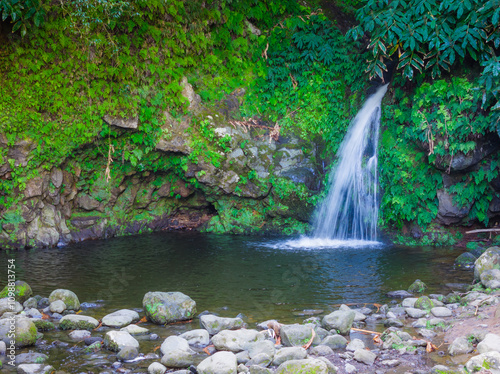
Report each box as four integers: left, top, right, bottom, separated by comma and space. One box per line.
102, 309, 140, 328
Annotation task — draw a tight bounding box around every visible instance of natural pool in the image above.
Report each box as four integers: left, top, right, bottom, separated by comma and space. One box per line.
0, 232, 472, 324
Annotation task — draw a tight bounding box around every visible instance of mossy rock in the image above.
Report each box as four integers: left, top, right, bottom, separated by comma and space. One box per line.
408, 279, 427, 293
442, 293, 461, 304
0, 316, 37, 347
414, 296, 435, 310
33, 319, 56, 331
474, 246, 500, 281
0, 280, 33, 303
143, 291, 196, 324
59, 315, 99, 330
274, 358, 329, 374
49, 289, 80, 311
455, 252, 477, 268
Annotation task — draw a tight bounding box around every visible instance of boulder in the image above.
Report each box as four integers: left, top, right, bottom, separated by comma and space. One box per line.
437, 189, 472, 225
69, 330, 91, 341
17, 364, 55, 374
104, 330, 139, 352
275, 358, 328, 374
143, 291, 196, 324
322, 310, 355, 335
197, 351, 238, 374
280, 324, 314, 347
272, 347, 307, 366
160, 335, 197, 368
246, 353, 272, 367
49, 300, 66, 313
401, 298, 418, 308
321, 334, 347, 350
179, 329, 210, 347
480, 269, 500, 289
0, 297, 23, 316
430, 307, 452, 317
405, 308, 427, 319
200, 314, 244, 335
455, 252, 477, 268
148, 362, 167, 374
478, 333, 500, 354
0, 281, 33, 303
212, 329, 263, 352
474, 246, 500, 281
353, 348, 377, 365
465, 351, 500, 373
121, 324, 149, 335
310, 345, 334, 357
0, 316, 37, 347
246, 340, 276, 360
414, 296, 434, 310
48, 289, 80, 311
448, 336, 474, 356
59, 315, 99, 330
408, 279, 427, 294
15, 352, 48, 364
117, 345, 139, 361
102, 309, 140, 328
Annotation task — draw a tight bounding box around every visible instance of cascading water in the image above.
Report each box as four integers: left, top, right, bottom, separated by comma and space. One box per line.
312, 84, 388, 242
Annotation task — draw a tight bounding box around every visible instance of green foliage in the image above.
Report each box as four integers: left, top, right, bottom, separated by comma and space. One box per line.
348, 0, 500, 128
0, 0, 45, 36
379, 75, 499, 230
242, 11, 368, 156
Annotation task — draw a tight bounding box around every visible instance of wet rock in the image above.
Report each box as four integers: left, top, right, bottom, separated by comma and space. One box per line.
275, 358, 328, 374
102, 309, 140, 328
281, 324, 314, 347
0, 280, 33, 303
121, 324, 149, 335
49, 300, 66, 313
272, 347, 307, 365
16, 352, 48, 364
69, 330, 91, 341
38, 298, 50, 309
0, 297, 23, 316
480, 269, 500, 289
408, 279, 427, 294
354, 348, 377, 365
431, 307, 452, 317
148, 362, 167, 374
17, 364, 55, 374
401, 298, 418, 308
160, 335, 197, 368
384, 318, 404, 328
321, 334, 347, 350
448, 336, 474, 356
104, 331, 139, 352
474, 246, 500, 281
23, 297, 38, 309
405, 308, 427, 318
179, 329, 210, 347
346, 338, 365, 352
478, 333, 500, 354
386, 290, 413, 298
345, 363, 357, 373
339, 305, 366, 322
48, 289, 80, 311
200, 314, 245, 335
437, 189, 473, 225
310, 345, 334, 356
414, 296, 434, 310
117, 346, 139, 361
0, 316, 37, 347
59, 315, 99, 330
197, 351, 238, 374
212, 329, 263, 352
455, 252, 477, 268
85, 336, 103, 345
142, 291, 196, 324
322, 310, 355, 335
465, 351, 500, 372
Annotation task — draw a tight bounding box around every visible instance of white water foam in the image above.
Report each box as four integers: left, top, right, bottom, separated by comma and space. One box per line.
263, 236, 383, 250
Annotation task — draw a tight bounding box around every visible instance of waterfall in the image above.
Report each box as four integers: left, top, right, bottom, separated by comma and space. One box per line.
313, 84, 388, 241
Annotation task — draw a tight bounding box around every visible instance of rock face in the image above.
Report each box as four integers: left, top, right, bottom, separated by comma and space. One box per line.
143, 291, 196, 324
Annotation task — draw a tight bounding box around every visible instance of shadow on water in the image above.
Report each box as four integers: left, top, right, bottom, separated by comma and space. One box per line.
0, 232, 472, 322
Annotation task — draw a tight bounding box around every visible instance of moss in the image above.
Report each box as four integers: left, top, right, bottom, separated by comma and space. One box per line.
59, 319, 96, 331
33, 319, 56, 331
0, 280, 33, 303
16, 322, 37, 347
